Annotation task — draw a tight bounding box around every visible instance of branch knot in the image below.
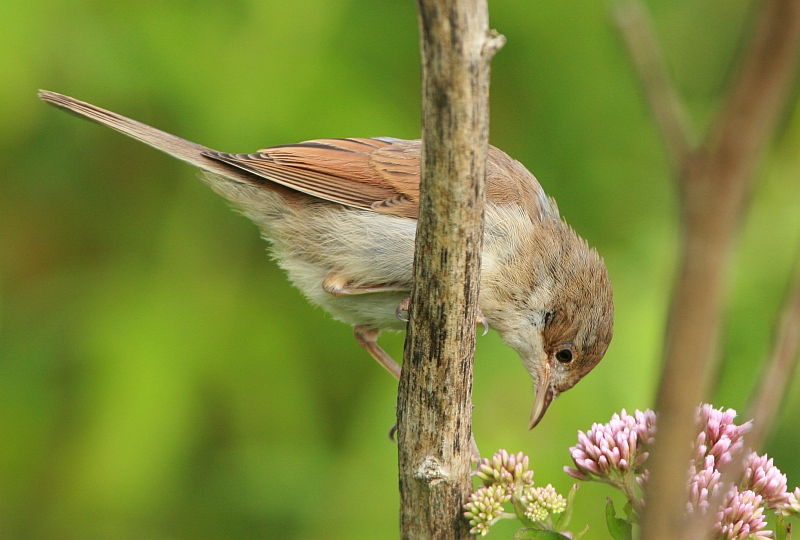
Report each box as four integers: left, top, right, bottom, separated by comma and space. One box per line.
482, 29, 506, 59
414, 456, 450, 486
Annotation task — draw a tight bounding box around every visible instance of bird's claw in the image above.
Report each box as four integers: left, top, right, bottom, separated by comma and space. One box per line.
395, 298, 410, 322
477, 308, 489, 336
469, 432, 482, 468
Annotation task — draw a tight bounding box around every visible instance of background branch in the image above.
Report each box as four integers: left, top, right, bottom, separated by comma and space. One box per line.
397, 1, 503, 538
746, 249, 800, 451
613, 0, 800, 539
611, 0, 695, 173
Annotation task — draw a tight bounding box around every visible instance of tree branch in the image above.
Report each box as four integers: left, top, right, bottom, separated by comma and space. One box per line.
611, 0, 695, 174
746, 249, 800, 451
397, 1, 503, 539
630, 0, 800, 538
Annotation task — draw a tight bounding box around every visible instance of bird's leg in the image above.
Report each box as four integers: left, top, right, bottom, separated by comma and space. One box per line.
331, 268, 484, 462
353, 326, 402, 380
353, 325, 481, 464
323, 275, 407, 379
322, 273, 407, 297
395, 297, 490, 336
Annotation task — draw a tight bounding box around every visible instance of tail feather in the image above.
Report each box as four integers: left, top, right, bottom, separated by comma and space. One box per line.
38, 90, 259, 186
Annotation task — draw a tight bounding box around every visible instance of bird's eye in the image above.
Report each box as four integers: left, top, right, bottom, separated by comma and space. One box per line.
555, 348, 573, 363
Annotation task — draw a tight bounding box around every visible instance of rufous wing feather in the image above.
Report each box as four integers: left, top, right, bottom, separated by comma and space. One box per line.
39, 90, 551, 222
203, 138, 422, 219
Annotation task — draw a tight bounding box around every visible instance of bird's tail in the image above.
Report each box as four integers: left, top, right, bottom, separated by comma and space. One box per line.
38, 90, 257, 185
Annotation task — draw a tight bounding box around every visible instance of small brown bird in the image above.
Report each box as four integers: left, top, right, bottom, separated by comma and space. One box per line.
39, 90, 613, 429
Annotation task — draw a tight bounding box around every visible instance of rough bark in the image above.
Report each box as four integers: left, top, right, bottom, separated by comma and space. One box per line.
397, 1, 504, 538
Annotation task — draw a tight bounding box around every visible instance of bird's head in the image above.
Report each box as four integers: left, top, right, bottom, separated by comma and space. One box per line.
484, 215, 613, 429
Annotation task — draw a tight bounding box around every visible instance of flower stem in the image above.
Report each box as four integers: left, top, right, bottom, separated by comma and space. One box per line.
511, 496, 537, 528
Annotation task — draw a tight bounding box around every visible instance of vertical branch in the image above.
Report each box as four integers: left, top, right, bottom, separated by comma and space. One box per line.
613, 0, 800, 539
611, 0, 696, 173
746, 250, 800, 451
397, 0, 504, 539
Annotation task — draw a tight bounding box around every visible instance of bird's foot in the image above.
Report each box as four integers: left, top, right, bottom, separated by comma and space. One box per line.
471, 434, 481, 466
476, 310, 489, 336
395, 297, 411, 322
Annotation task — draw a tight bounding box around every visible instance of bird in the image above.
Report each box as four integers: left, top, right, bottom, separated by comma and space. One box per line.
39, 90, 613, 430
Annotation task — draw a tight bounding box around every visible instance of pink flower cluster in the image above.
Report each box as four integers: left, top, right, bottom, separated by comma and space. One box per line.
741, 452, 791, 510
704, 451, 794, 540
476, 449, 534, 490
685, 406, 794, 538
715, 489, 771, 540
785, 487, 800, 515
687, 405, 751, 514
566, 404, 798, 539
564, 409, 655, 486
694, 405, 750, 469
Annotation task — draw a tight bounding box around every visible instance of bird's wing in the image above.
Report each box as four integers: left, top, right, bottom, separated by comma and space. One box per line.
37, 90, 551, 222
203, 138, 421, 219
203, 138, 554, 221
485, 146, 558, 222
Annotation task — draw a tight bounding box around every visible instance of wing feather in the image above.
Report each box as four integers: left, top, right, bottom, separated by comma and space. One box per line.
203, 138, 422, 218
39, 90, 553, 222
203, 138, 553, 221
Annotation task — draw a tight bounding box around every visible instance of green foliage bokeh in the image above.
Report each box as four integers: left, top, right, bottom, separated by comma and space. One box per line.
2, 0, 800, 538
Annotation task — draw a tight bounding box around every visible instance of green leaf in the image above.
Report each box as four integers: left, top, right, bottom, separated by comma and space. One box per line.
573, 524, 590, 540
511, 494, 538, 528
513, 528, 573, 540
623, 501, 636, 522
554, 483, 580, 532
605, 498, 633, 540
776, 513, 792, 540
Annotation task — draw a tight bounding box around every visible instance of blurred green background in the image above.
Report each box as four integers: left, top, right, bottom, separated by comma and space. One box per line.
2, 0, 800, 538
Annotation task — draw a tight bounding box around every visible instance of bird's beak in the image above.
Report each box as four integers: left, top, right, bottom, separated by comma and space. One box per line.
529, 362, 554, 430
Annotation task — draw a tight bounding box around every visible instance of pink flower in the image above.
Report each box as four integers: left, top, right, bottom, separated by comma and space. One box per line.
694, 405, 750, 470
564, 409, 655, 484
714, 489, 771, 540
476, 449, 534, 490
565, 403, 797, 539
687, 405, 751, 516
782, 487, 800, 516
741, 452, 790, 510
687, 455, 722, 514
